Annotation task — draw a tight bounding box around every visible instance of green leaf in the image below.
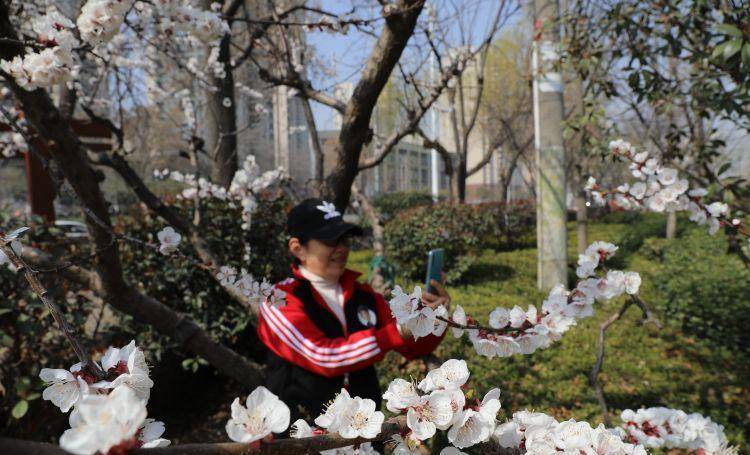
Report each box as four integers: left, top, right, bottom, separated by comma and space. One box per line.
723, 39, 742, 59
26, 392, 40, 401
718, 162, 732, 176
742, 43, 750, 68
711, 42, 730, 60
716, 23, 743, 38
12, 400, 28, 419
0, 308, 11, 316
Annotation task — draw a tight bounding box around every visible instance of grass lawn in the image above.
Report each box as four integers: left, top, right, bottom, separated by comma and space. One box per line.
348, 218, 750, 451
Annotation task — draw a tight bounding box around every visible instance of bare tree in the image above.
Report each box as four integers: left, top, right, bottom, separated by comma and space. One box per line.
252, 0, 512, 208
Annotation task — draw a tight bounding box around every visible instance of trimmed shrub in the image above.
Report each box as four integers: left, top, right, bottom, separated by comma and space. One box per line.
384, 203, 493, 283
474, 200, 536, 251
637, 229, 750, 353
374, 191, 434, 223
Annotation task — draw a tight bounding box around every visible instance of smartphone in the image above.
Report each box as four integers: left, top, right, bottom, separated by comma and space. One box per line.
425, 249, 444, 294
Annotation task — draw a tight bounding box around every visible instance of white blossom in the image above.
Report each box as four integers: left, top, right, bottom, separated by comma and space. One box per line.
157, 226, 181, 255
77, 0, 133, 45
383, 378, 419, 413
225, 386, 290, 443
508, 305, 526, 328
336, 397, 384, 439
39, 363, 93, 413
447, 388, 501, 448
488, 307, 509, 329
406, 391, 454, 440
138, 418, 171, 448
290, 419, 314, 438
450, 304, 467, 338
315, 388, 353, 434
418, 359, 469, 392
390, 432, 422, 454
96, 340, 153, 403
59, 386, 147, 455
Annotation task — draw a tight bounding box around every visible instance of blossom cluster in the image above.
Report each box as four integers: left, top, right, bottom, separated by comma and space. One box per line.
389, 241, 642, 359
226, 385, 384, 454
389, 285, 449, 339
290, 389, 384, 454
215, 264, 287, 309
154, 155, 288, 230
160, 2, 229, 43
1, 1, 227, 91
0, 130, 27, 158
617, 407, 735, 454
494, 410, 647, 455
314, 389, 385, 439
1, 8, 77, 91
40, 340, 170, 454
384, 359, 501, 451
76, 0, 133, 45
586, 140, 732, 236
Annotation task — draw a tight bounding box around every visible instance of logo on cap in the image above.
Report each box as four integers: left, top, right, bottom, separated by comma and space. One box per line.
316, 201, 341, 220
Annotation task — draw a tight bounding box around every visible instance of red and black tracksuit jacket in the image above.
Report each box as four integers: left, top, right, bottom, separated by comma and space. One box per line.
257, 265, 443, 420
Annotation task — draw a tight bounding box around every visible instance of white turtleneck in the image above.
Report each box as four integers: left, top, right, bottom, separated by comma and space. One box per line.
298, 265, 347, 327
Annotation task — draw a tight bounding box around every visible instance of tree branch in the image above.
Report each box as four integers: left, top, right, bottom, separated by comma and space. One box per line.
415, 126, 454, 177
0, 237, 104, 379
18, 243, 266, 387
589, 295, 662, 426
589, 300, 632, 427
466, 144, 497, 177
256, 69, 346, 113
357, 53, 464, 172
0, 414, 525, 454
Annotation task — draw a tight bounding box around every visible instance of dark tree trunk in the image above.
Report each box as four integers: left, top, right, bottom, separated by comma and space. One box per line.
326, 0, 425, 210
210, 34, 238, 188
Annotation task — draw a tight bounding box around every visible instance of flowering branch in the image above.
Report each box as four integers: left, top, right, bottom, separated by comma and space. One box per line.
0, 229, 105, 380
587, 140, 745, 239
390, 241, 645, 359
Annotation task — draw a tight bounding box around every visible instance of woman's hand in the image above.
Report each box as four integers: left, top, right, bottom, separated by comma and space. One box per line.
422, 275, 451, 312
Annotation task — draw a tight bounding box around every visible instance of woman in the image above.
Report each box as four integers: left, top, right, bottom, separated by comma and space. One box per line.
257, 198, 451, 421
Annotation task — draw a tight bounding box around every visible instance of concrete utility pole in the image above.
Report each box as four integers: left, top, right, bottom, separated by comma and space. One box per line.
532, 0, 568, 290
428, 4, 440, 202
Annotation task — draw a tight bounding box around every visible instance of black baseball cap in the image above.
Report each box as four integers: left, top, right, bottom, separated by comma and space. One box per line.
286, 198, 363, 241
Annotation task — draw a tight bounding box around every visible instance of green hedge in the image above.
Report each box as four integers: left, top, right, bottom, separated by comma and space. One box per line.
384, 203, 493, 283
636, 229, 750, 353
373, 191, 434, 223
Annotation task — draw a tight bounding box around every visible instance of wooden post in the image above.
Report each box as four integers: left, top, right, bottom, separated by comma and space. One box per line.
24, 137, 56, 222
1, 119, 111, 223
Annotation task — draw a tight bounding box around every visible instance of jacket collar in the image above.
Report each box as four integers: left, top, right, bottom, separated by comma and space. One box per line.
290, 263, 362, 303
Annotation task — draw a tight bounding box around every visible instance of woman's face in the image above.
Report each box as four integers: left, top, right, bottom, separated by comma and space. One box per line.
289, 235, 351, 281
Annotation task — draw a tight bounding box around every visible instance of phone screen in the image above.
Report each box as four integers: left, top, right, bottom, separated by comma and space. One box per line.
425, 249, 444, 293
